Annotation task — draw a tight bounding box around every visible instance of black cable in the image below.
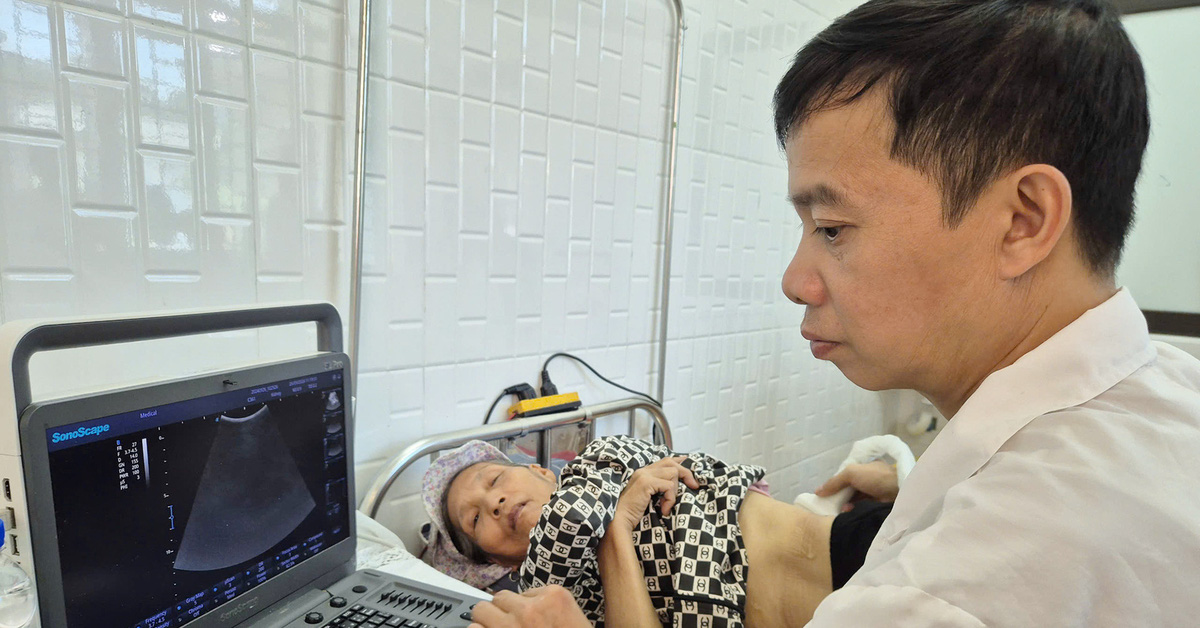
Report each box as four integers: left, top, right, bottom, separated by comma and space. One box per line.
541, 352, 661, 406
482, 383, 538, 425
538, 368, 558, 397
482, 390, 508, 425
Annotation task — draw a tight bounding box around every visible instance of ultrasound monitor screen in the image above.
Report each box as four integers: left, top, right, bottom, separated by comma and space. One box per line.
44, 370, 350, 628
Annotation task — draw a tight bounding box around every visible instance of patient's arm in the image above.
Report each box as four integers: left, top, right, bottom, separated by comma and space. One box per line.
597, 456, 699, 627
598, 522, 662, 627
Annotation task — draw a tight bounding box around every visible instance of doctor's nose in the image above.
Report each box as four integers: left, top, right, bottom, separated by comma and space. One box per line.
782, 247, 826, 308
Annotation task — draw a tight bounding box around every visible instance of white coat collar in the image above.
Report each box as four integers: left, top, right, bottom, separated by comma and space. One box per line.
875, 288, 1156, 544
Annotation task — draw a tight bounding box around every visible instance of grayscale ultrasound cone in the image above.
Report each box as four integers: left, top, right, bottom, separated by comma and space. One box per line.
174, 405, 316, 571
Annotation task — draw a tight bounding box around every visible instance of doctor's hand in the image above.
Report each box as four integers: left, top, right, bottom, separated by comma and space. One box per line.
612, 456, 701, 533
468, 586, 591, 628
815, 460, 900, 509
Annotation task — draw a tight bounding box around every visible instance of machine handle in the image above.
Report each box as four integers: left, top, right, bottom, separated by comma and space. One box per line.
9, 302, 342, 415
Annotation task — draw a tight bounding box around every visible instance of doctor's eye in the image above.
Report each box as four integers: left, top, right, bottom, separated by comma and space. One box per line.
817, 226, 842, 241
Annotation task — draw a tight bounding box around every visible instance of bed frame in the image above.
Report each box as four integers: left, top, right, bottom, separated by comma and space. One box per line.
359, 397, 673, 518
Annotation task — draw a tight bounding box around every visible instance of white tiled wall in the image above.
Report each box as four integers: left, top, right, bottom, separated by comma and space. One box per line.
355, 0, 684, 542
0, 0, 352, 399
0, 0, 881, 547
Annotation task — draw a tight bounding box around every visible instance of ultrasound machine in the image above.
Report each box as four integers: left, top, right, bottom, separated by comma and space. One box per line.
0, 304, 486, 628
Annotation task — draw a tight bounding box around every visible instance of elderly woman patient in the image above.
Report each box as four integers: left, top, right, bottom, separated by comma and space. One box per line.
421, 436, 890, 628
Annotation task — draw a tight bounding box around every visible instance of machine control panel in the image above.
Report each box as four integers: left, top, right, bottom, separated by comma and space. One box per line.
282, 570, 485, 628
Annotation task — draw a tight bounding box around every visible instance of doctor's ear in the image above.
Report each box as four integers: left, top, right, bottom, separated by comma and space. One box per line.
995, 164, 1073, 280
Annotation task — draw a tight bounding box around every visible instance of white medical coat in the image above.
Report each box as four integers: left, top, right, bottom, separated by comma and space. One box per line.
808, 288, 1200, 627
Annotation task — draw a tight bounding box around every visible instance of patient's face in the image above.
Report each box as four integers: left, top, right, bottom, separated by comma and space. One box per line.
446, 462, 556, 566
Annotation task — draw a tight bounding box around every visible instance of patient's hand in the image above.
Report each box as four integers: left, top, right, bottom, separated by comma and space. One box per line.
815, 460, 900, 508
469, 586, 589, 628
612, 456, 701, 533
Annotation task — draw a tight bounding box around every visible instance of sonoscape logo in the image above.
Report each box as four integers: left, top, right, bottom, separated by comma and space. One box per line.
50, 424, 111, 444
220, 597, 258, 621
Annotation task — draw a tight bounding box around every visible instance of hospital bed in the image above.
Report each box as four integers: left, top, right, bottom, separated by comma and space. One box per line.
353, 397, 674, 596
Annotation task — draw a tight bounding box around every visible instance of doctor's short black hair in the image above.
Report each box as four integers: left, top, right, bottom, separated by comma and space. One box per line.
773, 0, 1149, 276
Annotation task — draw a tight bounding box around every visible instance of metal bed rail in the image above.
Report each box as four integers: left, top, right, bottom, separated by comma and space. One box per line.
359, 398, 673, 518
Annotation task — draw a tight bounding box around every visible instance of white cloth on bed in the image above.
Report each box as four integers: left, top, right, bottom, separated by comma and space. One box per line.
355, 510, 414, 570
354, 510, 490, 600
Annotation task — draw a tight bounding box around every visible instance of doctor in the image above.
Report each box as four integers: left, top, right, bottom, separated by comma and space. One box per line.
469, 0, 1200, 626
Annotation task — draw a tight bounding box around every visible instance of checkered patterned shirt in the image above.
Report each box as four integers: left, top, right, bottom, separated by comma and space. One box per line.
519, 435, 765, 627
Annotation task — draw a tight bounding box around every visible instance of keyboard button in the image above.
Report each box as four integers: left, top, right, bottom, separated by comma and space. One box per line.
305, 612, 324, 624
330, 596, 348, 608
460, 611, 473, 620
384, 618, 403, 627
351, 604, 365, 612
352, 585, 369, 594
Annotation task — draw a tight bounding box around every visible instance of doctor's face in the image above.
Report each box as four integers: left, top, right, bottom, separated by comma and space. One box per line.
781, 90, 999, 395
